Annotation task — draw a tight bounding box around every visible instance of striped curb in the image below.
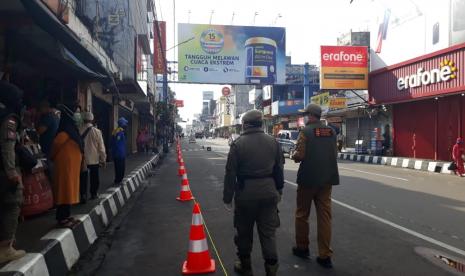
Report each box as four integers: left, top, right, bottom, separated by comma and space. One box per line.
0, 154, 160, 276
338, 153, 453, 175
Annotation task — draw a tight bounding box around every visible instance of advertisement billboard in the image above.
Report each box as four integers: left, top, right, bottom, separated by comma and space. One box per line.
154, 21, 166, 74
320, 46, 369, 89
178, 23, 286, 84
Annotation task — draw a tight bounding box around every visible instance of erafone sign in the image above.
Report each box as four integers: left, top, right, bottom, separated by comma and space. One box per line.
397, 59, 458, 90
320, 46, 369, 90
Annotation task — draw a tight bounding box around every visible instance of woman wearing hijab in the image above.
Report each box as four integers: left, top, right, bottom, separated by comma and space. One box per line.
452, 137, 465, 177
50, 104, 84, 227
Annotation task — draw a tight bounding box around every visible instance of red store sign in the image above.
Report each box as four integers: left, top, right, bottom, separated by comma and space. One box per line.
369, 43, 465, 105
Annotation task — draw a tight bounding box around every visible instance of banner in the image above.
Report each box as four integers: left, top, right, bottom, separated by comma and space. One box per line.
154, 21, 166, 74
174, 100, 184, 108
329, 98, 347, 109
311, 92, 330, 107
320, 46, 369, 89
178, 23, 286, 84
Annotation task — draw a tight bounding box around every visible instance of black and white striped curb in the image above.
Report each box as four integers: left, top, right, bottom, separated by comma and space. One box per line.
182, 148, 203, 152
0, 154, 160, 276
338, 153, 453, 175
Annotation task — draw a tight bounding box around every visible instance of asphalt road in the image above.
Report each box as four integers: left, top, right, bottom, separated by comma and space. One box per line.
92, 138, 465, 276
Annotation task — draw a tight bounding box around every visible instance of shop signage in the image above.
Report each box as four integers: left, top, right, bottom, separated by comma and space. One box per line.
263, 105, 272, 116
329, 98, 347, 109
154, 21, 167, 74
174, 100, 184, 107
320, 46, 369, 89
178, 23, 286, 84
397, 60, 458, 90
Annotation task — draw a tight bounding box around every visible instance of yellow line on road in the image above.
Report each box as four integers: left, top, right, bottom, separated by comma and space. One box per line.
194, 198, 229, 276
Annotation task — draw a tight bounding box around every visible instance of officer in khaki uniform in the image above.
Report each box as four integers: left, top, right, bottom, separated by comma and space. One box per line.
223, 110, 284, 276
291, 103, 339, 269
0, 81, 26, 264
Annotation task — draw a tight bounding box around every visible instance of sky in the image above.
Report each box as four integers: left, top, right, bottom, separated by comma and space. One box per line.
155, 0, 407, 122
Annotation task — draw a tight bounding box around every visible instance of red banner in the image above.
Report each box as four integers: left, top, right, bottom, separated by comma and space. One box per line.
175, 100, 184, 107
154, 21, 166, 74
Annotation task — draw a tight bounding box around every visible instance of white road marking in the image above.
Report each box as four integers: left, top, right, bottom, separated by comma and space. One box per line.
284, 180, 465, 257
339, 166, 409, 182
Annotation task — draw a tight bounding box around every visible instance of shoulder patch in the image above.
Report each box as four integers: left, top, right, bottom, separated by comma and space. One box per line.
314, 128, 333, 137
7, 119, 17, 130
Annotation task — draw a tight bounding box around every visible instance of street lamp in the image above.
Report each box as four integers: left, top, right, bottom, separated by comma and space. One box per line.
252, 11, 258, 25
209, 10, 215, 25
272, 13, 282, 26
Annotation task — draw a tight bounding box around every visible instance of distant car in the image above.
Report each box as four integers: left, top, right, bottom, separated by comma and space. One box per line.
228, 134, 240, 146
276, 130, 299, 157
189, 136, 196, 143
195, 133, 203, 139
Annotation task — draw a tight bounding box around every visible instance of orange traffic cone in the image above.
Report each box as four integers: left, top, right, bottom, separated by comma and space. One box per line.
178, 164, 186, 176
177, 174, 194, 201
182, 203, 215, 274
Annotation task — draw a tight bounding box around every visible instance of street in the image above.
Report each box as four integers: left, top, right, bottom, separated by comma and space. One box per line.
91, 139, 465, 276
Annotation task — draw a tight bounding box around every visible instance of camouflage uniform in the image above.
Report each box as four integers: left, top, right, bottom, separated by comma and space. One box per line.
0, 81, 25, 263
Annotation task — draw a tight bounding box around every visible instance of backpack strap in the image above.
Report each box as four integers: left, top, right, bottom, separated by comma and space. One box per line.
81, 126, 93, 140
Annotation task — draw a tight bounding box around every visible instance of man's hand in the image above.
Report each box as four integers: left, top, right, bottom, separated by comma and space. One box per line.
8, 175, 21, 185
100, 162, 107, 169
224, 202, 233, 212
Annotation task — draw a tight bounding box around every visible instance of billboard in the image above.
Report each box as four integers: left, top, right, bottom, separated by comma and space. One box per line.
178, 23, 286, 84
154, 21, 166, 74
320, 46, 369, 89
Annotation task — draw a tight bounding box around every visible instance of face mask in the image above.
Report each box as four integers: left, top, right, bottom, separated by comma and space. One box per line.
74, 112, 83, 126
303, 116, 309, 125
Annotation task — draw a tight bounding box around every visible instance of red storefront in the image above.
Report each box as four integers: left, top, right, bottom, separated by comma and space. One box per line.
369, 43, 465, 161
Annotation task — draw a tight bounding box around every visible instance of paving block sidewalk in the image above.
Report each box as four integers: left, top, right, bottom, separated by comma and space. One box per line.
0, 152, 162, 276
338, 153, 454, 175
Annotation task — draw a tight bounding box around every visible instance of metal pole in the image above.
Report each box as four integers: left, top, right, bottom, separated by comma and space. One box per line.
303, 62, 310, 108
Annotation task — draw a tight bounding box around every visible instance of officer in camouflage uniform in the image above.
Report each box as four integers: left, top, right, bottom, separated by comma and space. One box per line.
223, 110, 284, 276
0, 81, 26, 263
291, 103, 339, 269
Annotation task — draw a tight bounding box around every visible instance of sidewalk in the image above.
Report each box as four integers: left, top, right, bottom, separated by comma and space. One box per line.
338, 153, 454, 175
0, 152, 161, 275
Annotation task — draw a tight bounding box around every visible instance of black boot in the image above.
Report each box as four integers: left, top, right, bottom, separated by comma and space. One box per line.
264, 260, 279, 276
234, 256, 253, 276
292, 246, 310, 259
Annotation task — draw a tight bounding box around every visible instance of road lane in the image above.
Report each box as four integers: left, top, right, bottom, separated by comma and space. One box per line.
92, 139, 464, 275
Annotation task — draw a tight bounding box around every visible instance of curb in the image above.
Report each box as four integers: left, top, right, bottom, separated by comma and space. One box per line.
0, 154, 160, 276
338, 153, 453, 175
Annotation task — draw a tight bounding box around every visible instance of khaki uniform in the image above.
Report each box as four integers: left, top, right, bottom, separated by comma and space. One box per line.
293, 121, 339, 258
224, 127, 284, 262
0, 114, 23, 242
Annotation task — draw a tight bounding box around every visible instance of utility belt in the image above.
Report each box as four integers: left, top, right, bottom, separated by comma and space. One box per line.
236, 174, 273, 190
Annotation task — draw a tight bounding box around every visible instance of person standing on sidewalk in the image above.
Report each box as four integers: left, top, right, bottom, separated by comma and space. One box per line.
51, 104, 83, 227
37, 100, 59, 158
112, 117, 128, 185
452, 137, 465, 177
291, 103, 340, 269
0, 81, 26, 263
223, 110, 284, 276
80, 112, 106, 200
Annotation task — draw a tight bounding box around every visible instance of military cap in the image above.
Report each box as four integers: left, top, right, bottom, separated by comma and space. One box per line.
299, 103, 322, 118
242, 109, 263, 124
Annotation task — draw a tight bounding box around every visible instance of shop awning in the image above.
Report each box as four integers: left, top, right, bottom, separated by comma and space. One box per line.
20, 0, 114, 84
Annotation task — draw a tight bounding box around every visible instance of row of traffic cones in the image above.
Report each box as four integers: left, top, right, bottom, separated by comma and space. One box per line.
175, 138, 215, 275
